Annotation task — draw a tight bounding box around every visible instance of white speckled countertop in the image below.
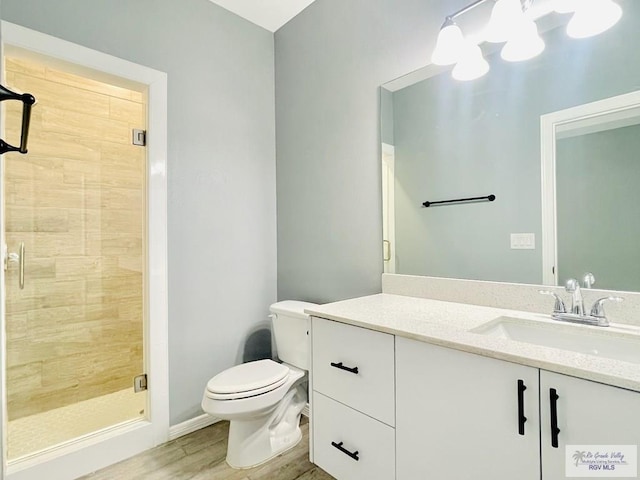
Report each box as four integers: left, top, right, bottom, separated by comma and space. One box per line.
305, 293, 640, 393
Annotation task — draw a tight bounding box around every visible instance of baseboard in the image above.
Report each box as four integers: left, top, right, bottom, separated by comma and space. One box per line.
169, 404, 309, 441
168, 414, 220, 441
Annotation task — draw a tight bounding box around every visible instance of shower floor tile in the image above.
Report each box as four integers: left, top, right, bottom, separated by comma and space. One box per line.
8, 388, 146, 461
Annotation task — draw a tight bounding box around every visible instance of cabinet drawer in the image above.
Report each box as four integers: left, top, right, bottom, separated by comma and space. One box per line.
312, 318, 395, 425
313, 392, 395, 480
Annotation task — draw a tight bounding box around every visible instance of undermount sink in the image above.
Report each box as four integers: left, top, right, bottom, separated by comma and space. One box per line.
472, 316, 640, 364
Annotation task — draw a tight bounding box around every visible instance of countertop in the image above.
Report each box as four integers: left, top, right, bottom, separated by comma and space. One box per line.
305, 293, 640, 392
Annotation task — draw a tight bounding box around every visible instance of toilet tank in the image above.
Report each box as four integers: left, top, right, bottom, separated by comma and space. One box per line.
270, 300, 318, 370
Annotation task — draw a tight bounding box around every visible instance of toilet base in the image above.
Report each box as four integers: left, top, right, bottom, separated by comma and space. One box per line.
225, 384, 306, 469
226, 423, 302, 469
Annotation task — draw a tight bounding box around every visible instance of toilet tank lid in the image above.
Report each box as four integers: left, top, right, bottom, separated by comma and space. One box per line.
270, 300, 318, 318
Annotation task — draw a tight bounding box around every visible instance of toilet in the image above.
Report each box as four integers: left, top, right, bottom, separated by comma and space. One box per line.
201, 300, 317, 469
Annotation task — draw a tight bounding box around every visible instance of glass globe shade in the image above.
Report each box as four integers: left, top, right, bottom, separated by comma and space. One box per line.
501, 17, 546, 62
452, 42, 490, 81
485, 0, 525, 43
431, 22, 465, 65
566, 0, 622, 38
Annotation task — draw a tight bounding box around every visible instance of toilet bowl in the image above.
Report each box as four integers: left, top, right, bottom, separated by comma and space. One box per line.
201, 301, 317, 469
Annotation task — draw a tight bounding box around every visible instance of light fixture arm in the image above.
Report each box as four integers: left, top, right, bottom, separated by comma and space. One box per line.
447, 0, 491, 22
448, 0, 531, 22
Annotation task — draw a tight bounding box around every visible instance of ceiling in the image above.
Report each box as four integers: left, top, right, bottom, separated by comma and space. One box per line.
207, 0, 317, 32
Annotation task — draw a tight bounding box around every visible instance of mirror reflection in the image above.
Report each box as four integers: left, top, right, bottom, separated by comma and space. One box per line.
380, 0, 640, 291
541, 93, 640, 292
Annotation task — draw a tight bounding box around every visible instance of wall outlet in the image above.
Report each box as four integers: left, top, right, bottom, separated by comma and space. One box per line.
510, 233, 535, 250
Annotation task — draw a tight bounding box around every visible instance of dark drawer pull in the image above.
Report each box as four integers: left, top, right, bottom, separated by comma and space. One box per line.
331, 441, 359, 461
517, 379, 527, 436
550, 388, 561, 448
330, 362, 359, 374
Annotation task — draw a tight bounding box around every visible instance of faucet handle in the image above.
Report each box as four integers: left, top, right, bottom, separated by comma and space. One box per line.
565, 278, 579, 293
539, 290, 567, 314
583, 272, 595, 288
590, 296, 624, 318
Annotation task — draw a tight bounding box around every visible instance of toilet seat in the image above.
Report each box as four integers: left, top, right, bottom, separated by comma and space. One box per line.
205, 359, 290, 400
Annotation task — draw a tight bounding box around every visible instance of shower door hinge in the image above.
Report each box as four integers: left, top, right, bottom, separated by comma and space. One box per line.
132, 129, 146, 146
134, 374, 148, 392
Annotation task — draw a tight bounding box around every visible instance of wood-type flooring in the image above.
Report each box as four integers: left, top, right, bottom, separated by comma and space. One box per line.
80, 419, 334, 480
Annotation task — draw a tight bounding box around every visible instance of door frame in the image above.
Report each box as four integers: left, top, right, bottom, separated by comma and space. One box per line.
0, 21, 169, 480
381, 143, 396, 274
540, 89, 640, 286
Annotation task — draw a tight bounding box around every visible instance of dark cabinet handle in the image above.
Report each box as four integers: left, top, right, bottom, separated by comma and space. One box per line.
517, 379, 527, 435
550, 388, 561, 448
0, 83, 36, 155
331, 441, 359, 461
330, 362, 359, 374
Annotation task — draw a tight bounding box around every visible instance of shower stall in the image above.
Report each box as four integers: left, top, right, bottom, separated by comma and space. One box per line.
0, 23, 169, 480
2, 52, 148, 461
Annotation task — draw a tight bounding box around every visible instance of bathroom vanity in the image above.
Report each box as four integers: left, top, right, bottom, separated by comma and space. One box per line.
306, 289, 640, 480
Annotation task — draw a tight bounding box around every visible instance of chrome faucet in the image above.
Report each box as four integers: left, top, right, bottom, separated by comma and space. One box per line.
565, 278, 585, 316
539, 275, 623, 327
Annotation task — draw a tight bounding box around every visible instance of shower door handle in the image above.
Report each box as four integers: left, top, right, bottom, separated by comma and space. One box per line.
0, 83, 36, 155
18, 242, 25, 289
6, 242, 25, 289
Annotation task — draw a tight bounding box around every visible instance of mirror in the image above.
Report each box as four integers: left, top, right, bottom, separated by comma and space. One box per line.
380, 0, 640, 292
541, 91, 640, 292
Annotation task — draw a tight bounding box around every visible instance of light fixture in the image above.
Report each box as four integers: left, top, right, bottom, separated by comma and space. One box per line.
501, 16, 545, 61
554, 0, 578, 14
430, 0, 623, 82
485, 0, 526, 43
431, 17, 465, 65
566, 0, 622, 39
452, 41, 490, 81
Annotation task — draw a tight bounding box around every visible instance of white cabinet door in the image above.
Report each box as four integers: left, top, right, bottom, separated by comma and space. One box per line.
396, 337, 540, 480
540, 370, 640, 480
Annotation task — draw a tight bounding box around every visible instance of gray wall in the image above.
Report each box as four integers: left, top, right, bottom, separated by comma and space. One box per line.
275, 0, 471, 303
1, 0, 276, 425
557, 125, 640, 292
275, 0, 640, 299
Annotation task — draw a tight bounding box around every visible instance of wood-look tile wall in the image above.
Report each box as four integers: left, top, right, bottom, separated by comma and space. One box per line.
3, 56, 146, 421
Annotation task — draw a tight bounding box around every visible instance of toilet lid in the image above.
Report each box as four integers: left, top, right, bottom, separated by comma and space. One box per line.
204, 374, 289, 400
206, 359, 289, 396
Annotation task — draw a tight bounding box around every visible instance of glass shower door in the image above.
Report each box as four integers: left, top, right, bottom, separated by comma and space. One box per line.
2, 53, 148, 460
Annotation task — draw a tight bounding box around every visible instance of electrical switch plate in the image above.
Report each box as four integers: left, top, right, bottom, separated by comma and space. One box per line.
510, 233, 535, 250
